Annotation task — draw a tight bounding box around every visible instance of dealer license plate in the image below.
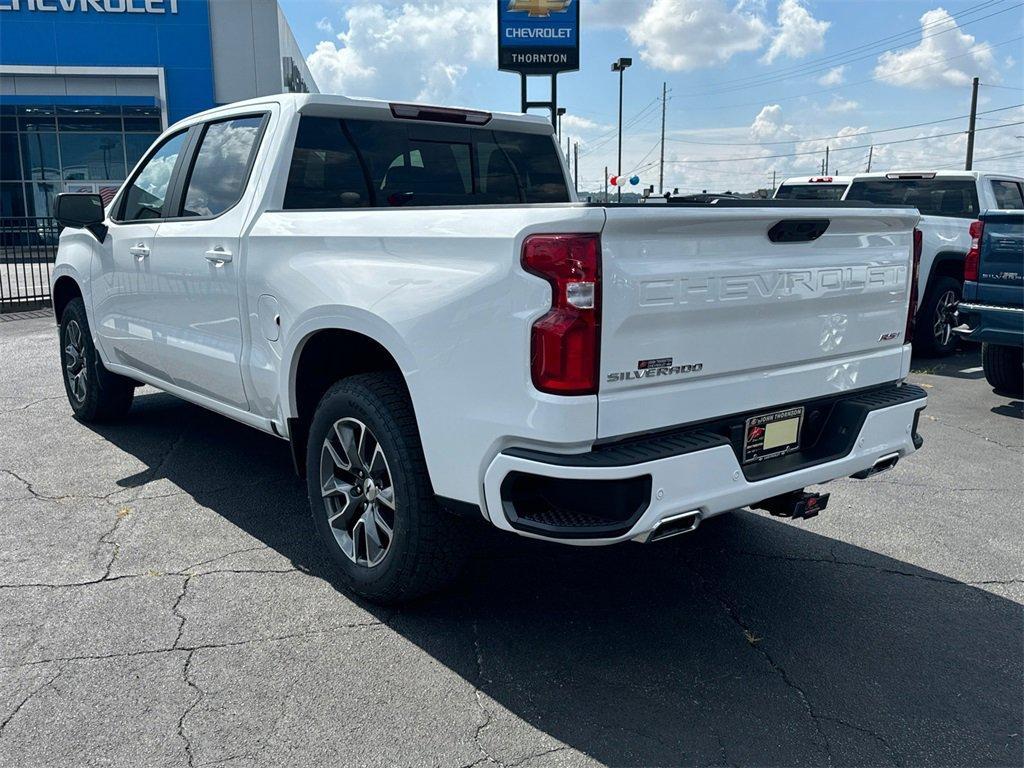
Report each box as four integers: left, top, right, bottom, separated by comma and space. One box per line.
742, 406, 804, 464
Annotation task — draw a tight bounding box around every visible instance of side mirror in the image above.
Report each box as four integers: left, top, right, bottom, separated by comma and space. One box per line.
55, 193, 107, 242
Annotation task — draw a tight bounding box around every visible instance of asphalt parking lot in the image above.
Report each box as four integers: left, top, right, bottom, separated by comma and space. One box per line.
1, 313, 1021, 768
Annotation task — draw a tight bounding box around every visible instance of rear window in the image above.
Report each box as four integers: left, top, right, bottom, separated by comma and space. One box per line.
774, 184, 846, 201
845, 178, 980, 219
284, 116, 569, 209
990, 180, 1024, 210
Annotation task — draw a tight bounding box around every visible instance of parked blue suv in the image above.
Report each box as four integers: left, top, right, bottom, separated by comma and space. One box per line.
954, 210, 1024, 397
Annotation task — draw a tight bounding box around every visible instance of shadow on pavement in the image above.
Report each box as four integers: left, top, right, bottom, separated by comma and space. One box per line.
991, 400, 1022, 420
92, 392, 1024, 767
911, 346, 984, 381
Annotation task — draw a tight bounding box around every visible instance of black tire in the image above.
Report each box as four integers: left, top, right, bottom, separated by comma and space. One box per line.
914, 276, 961, 357
982, 343, 1023, 398
305, 372, 467, 604
59, 297, 135, 422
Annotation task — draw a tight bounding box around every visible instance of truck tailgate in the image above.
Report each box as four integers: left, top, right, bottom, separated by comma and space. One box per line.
598, 205, 919, 439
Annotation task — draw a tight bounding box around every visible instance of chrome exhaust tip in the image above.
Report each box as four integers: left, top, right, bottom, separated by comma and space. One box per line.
851, 451, 900, 480
646, 510, 701, 543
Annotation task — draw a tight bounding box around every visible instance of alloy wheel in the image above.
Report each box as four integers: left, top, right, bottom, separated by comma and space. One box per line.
64, 320, 87, 403
932, 289, 958, 348
319, 417, 397, 568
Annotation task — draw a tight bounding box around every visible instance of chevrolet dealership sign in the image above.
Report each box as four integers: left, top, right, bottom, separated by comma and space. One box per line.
0, 0, 178, 12
498, 0, 579, 75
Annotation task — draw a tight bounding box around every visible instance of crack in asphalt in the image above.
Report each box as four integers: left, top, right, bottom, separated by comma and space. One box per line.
0, 623, 385, 672
0, 395, 64, 413
720, 547, 1022, 592
469, 619, 505, 768
923, 413, 1020, 451
682, 558, 835, 768
820, 714, 903, 767
0, 668, 63, 741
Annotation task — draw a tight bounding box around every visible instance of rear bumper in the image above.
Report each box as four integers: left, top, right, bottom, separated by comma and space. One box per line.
482, 384, 927, 545
954, 303, 1024, 347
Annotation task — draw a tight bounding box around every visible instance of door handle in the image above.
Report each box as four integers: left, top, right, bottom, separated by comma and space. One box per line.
204, 246, 233, 266
128, 243, 150, 259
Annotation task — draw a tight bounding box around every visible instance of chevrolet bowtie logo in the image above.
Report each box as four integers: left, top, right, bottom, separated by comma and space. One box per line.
507, 0, 572, 18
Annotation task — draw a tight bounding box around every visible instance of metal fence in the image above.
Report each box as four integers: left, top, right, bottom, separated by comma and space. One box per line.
1, 217, 59, 314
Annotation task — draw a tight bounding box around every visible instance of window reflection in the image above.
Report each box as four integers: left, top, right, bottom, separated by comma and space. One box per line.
181, 116, 263, 218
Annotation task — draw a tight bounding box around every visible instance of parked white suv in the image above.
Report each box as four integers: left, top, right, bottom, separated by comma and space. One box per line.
50, 95, 928, 602
843, 171, 1024, 356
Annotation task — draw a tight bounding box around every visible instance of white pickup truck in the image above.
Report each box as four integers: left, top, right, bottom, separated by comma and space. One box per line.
844, 171, 1024, 355
51, 94, 928, 602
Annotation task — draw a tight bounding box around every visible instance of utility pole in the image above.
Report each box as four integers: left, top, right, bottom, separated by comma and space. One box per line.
556, 107, 566, 144
611, 57, 632, 203
574, 141, 579, 193
658, 81, 667, 195
965, 76, 979, 170
772, 170, 776, 194
604, 165, 608, 202
825, 145, 830, 175
566, 135, 570, 164
866, 145, 873, 172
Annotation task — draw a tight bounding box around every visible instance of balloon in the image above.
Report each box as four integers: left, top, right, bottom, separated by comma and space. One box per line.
630, 175, 640, 185
609, 175, 618, 186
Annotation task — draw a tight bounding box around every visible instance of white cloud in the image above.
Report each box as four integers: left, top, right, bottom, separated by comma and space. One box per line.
315, 16, 333, 34
762, 0, 830, 64
825, 97, 859, 113
873, 7, 999, 89
750, 104, 798, 142
307, 1, 494, 103
818, 65, 845, 86
561, 114, 611, 133
628, 0, 767, 71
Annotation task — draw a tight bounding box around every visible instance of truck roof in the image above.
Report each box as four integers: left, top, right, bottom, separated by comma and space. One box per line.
849, 170, 1024, 182
172, 93, 555, 135
778, 175, 852, 186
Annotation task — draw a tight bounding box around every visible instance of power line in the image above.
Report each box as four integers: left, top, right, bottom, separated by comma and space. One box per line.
674, 36, 1022, 114
665, 103, 1023, 147
672, 0, 1020, 98
661, 120, 1024, 165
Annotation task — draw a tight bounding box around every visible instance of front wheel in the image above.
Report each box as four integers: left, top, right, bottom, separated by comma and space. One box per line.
59, 298, 135, 422
982, 343, 1023, 398
914, 276, 961, 357
305, 372, 467, 604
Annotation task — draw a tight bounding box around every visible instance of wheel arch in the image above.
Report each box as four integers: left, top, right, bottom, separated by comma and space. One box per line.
925, 251, 966, 291
52, 275, 83, 323
283, 316, 417, 475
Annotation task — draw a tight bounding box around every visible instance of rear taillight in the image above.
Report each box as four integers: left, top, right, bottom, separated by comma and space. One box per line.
522, 234, 601, 395
906, 228, 922, 342
964, 219, 983, 282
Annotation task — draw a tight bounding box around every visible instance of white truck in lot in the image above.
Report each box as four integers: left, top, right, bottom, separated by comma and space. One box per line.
51, 94, 928, 603
843, 171, 1024, 355
773, 175, 851, 201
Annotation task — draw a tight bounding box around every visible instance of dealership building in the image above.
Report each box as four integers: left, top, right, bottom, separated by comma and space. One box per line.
0, 0, 317, 218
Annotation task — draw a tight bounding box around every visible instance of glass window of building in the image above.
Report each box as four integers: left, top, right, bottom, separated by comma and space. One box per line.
0, 104, 162, 218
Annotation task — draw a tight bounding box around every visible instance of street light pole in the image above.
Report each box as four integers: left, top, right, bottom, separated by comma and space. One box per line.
611, 57, 632, 203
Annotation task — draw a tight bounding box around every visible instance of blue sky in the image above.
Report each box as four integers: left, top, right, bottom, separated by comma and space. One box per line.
279, 0, 1024, 193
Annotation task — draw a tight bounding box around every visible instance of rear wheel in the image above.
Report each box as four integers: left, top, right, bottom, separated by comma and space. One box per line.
914, 276, 961, 357
59, 298, 134, 422
982, 343, 1023, 397
305, 372, 466, 604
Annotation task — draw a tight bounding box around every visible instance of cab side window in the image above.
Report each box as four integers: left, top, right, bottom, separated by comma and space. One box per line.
180, 115, 265, 218
118, 131, 188, 222
991, 180, 1024, 210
